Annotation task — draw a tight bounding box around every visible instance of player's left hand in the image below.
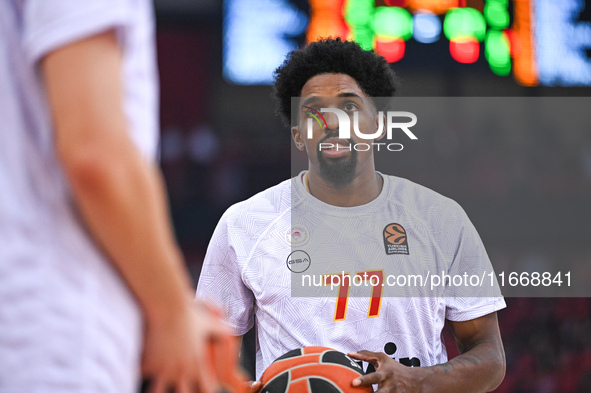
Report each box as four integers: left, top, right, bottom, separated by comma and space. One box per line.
348, 351, 424, 393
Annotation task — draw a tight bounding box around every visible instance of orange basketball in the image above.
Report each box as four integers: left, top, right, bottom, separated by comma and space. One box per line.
260, 347, 372, 393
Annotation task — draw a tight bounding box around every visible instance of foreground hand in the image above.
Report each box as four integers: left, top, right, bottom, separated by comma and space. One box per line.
247, 380, 262, 393
142, 300, 247, 393
348, 351, 423, 393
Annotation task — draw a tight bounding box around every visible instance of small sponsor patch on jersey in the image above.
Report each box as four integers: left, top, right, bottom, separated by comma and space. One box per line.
286, 225, 309, 247
383, 223, 409, 255
286, 250, 311, 273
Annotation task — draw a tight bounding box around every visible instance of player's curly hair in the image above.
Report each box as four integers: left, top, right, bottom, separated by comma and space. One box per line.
272, 37, 399, 126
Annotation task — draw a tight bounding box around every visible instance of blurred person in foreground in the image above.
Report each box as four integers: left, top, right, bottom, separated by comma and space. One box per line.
0, 1, 244, 392
197, 38, 506, 392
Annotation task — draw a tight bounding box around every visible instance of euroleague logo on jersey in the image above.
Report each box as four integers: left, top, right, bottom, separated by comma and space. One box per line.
383, 223, 409, 255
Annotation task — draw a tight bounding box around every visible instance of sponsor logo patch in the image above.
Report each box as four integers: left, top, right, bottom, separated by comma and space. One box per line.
286, 225, 309, 247
383, 223, 409, 255
286, 250, 311, 273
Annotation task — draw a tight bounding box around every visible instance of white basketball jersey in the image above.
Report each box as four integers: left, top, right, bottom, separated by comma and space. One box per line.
197, 172, 505, 380
0, 1, 158, 391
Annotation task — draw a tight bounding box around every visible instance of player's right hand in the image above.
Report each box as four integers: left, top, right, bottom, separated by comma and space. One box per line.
141, 300, 246, 393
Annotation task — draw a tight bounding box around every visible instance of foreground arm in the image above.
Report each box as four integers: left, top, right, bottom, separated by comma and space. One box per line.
43, 30, 243, 393
350, 312, 505, 393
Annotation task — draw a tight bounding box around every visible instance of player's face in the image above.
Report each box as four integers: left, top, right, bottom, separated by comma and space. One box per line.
292, 73, 384, 188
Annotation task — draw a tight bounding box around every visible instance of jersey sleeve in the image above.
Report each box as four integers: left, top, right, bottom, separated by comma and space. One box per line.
196, 207, 256, 335
441, 202, 506, 322
23, 0, 134, 63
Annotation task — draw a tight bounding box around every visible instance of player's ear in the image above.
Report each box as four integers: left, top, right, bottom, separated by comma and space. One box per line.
375, 112, 387, 141
291, 126, 305, 151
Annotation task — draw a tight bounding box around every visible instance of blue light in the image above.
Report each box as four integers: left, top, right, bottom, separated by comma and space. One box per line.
535, 0, 591, 86
413, 11, 441, 44
223, 0, 308, 85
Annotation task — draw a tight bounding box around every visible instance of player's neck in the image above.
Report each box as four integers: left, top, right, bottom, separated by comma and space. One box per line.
305, 168, 383, 207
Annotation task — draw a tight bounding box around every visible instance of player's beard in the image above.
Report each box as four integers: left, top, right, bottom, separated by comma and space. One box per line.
316, 131, 357, 188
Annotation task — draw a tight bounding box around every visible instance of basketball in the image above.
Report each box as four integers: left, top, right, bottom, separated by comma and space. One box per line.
260, 346, 372, 393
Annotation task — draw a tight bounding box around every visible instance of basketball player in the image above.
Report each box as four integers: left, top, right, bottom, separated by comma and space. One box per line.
197, 38, 506, 392
0, 1, 244, 392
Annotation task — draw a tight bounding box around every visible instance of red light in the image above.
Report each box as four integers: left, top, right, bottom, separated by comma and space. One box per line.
375, 38, 405, 63
450, 37, 479, 63
385, 0, 407, 6
504, 29, 522, 58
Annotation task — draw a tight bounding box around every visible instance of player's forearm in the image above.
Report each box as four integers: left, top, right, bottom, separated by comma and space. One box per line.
43, 30, 195, 324
420, 341, 506, 393
60, 140, 195, 322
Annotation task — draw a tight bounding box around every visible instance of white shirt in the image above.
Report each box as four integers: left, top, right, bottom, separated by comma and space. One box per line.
0, 1, 158, 391
197, 172, 505, 380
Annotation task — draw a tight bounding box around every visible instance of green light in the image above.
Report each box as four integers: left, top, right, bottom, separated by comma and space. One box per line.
467, 8, 487, 41
345, 0, 373, 27
443, 8, 486, 42
485, 30, 510, 63
490, 61, 511, 76
373, 7, 413, 40
485, 3, 510, 29
344, 0, 375, 50
485, 30, 511, 76
352, 27, 375, 50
